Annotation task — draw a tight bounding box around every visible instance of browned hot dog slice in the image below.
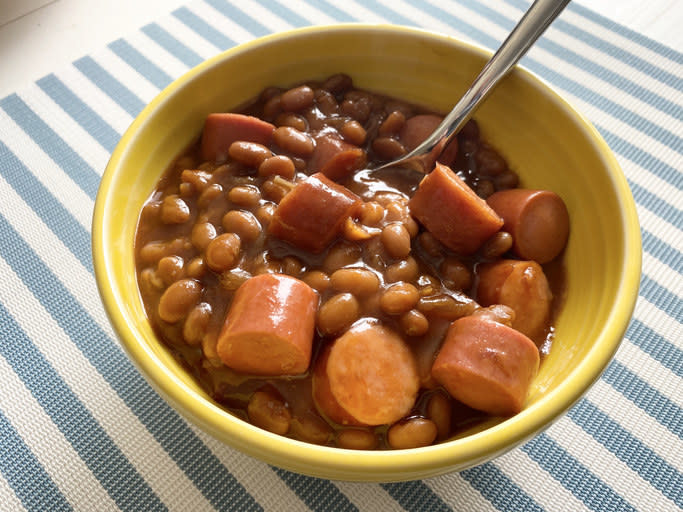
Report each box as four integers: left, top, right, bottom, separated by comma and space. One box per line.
431, 315, 540, 416
200, 113, 275, 162
409, 162, 504, 255
487, 189, 569, 263
313, 322, 420, 426
476, 259, 553, 340
309, 134, 367, 181
217, 273, 318, 375
268, 172, 362, 252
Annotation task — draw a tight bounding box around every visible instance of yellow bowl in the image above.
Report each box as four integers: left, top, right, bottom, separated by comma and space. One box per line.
92, 24, 641, 481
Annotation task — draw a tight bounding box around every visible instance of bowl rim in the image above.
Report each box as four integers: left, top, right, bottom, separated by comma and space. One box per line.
92, 23, 642, 480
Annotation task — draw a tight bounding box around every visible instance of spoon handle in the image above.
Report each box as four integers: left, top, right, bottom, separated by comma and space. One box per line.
383, 0, 571, 173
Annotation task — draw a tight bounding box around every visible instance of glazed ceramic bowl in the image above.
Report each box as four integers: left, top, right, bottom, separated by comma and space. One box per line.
92, 24, 641, 481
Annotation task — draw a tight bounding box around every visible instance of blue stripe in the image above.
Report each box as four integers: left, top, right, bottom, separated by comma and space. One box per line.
272, 468, 358, 511
626, 318, 683, 377
172, 6, 235, 50
0, 95, 100, 200
562, 1, 683, 63
639, 275, 683, 324
141, 23, 204, 68
259, 0, 312, 27
460, 463, 545, 511
204, 0, 271, 37
0, 208, 263, 511
108, 39, 174, 90
0, 300, 166, 511
74, 56, 146, 117
603, 360, 682, 438
382, 481, 453, 511
522, 434, 638, 511
464, 0, 683, 117
0, 408, 72, 512
313, 0, 355, 22
0, 141, 92, 272
642, 229, 683, 276
36, 74, 121, 154
569, 399, 683, 507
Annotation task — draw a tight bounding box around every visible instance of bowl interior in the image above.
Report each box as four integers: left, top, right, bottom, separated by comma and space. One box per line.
93, 25, 641, 481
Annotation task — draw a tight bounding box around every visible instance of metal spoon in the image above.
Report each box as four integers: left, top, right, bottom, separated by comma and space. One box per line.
376, 0, 571, 174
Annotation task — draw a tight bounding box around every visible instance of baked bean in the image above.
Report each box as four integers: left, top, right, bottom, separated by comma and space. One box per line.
476, 146, 507, 176
255, 202, 276, 226
360, 201, 385, 226
191, 222, 217, 250
228, 141, 272, 168
472, 304, 515, 327
160, 195, 190, 224
139, 200, 161, 222
228, 185, 261, 208
399, 309, 429, 337
387, 417, 438, 449
260, 86, 281, 102
157, 255, 184, 285
247, 388, 291, 435
205, 233, 241, 272
180, 169, 211, 193
183, 302, 212, 345
426, 392, 452, 441
219, 268, 252, 291
417, 293, 476, 320
289, 414, 333, 445
385, 256, 419, 283
197, 183, 224, 208
139, 268, 164, 294
336, 429, 379, 450
494, 170, 519, 190
273, 126, 315, 156
340, 97, 371, 122
280, 85, 315, 112
460, 118, 479, 140
381, 223, 411, 259
178, 182, 193, 197
175, 155, 196, 170
186, 257, 206, 279
475, 179, 495, 199
258, 155, 296, 179
222, 210, 261, 243
385, 201, 419, 237
418, 232, 443, 258
275, 112, 307, 131
340, 120, 367, 146
317, 293, 360, 335
372, 136, 406, 160
158, 278, 202, 323
201, 330, 221, 367
417, 274, 440, 297
314, 89, 338, 116
380, 282, 419, 315
322, 73, 352, 94
282, 256, 303, 277
480, 231, 513, 259
323, 243, 362, 273
440, 258, 472, 292
302, 270, 331, 293
330, 268, 380, 297
379, 110, 406, 136
262, 94, 282, 120
251, 254, 281, 275
343, 217, 378, 242
139, 241, 167, 265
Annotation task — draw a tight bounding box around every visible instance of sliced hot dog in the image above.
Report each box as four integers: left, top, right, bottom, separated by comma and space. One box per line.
476, 259, 553, 340
487, 189, 569, 263
313, 322, 420, 426
217, 273, 318, 375
200, 113, 275, 162
399, 114, 458, 166
409, 162, 504, 255
431, 315, 539, 416
268, 172, 363, 252
309, 134, 367, 181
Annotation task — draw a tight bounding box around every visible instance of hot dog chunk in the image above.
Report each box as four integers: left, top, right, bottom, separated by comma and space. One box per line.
313, 322, 420, 426
476, 259, 553, 340
310, 134, 367, 181
268, 172, 363, 252
487, 189, 569, 263
217, 273, 318, 375
431, 315, 540, 416
200, 113, 275, 162
409, 163, 503, 255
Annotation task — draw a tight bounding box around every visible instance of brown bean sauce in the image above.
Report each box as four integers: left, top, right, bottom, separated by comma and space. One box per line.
135, 74, 566, 449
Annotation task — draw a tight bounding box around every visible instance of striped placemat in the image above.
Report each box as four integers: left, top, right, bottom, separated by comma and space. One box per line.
0, 0, 680, 510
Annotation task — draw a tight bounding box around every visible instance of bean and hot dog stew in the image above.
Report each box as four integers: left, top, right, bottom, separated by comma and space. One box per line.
135, 74, 569, 450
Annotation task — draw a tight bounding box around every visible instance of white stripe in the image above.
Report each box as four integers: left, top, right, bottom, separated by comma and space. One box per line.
0, 356, 119, 511
220, 0, 296, 32
0, 111, 93, 231
333, 481, 403, 511
586, 379, 683, 472
427, 472, 500, 511
268, 0, 336, 25
122, 30, 189, 82
494, 448, 591, 512
636, 294, 683, 350
188, 2, 256, 44
0, 183, 216, 511
313, 0, 389, 23
155, 14, 222, 61
639, 247, 683, 311
54, 63, 133, 136
91, 46, 161, 104
15, 85, 110, 175
186, 424, 311, 512
0, 472, 29, 512
549, 414, 679, 512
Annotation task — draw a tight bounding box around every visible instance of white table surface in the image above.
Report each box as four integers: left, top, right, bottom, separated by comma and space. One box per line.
0, 0, 680, 99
